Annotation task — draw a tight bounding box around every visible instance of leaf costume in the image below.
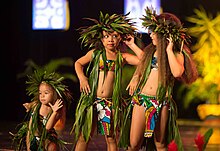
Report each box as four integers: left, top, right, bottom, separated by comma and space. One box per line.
120, 7, 198, 150
10, 70, 73, 151
70, 11, 138, 146
71, 49, 124, 142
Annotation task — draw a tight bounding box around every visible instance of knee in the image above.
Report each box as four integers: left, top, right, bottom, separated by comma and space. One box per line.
155, 141, 166, 151
106, 136, 117, 144
47, 142, 58, 151
129, 139, 141, 151
74, 135, 89, 151
77, 134, 87, 143
128, 145, 140, 151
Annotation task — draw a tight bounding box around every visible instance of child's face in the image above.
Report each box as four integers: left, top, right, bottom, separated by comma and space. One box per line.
101, 31, 122, 51
150, 32, 158, 46
38, 82, 56, 105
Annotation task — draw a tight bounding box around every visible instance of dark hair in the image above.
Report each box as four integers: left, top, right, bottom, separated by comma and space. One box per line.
132, 12, 198, 100
157, 13, 182, 28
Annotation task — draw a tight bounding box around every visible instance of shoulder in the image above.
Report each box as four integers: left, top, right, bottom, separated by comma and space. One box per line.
87, 49, 103, 57
120, 52, 140, 65
86, 49, 95, 56
78, 49, 95, 60
121, 52, 133, 58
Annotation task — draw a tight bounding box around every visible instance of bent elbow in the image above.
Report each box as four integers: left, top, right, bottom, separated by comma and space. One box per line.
136, 59, 141, 65
172, 68, 184, 78
74, 61, 79, 67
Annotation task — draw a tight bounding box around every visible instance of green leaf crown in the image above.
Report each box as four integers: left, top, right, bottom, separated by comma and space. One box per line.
141, 7, 191, 48
26, 69, 72, 104
78, 11, 137, 49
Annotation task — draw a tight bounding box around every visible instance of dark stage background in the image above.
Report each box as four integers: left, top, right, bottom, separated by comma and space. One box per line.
2, 0, 220, 122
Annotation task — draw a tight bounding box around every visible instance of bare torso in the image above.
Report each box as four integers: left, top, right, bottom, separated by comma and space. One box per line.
140, 52, 159, 96
140, 69, 158, 96
96, 50, 130, 98
96, 71, 115, 97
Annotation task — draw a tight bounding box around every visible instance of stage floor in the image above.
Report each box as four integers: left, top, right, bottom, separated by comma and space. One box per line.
1, 118, 220, 151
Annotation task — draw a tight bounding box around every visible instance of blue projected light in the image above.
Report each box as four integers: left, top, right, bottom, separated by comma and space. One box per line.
32, 0, 70, 30
124, 0, 161, 33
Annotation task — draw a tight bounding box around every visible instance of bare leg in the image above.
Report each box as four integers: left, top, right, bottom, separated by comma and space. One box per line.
105, 135, 118, 151
75, 113, 97, 151
154, 105, 169, 151
74, 134, 88, 151
127, 105, 146, 151
45, 139, 58, 151
105, 109, 118, 151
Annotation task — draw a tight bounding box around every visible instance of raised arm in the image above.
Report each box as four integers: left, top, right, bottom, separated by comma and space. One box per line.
122, 35, 144, 65
124, 35, 144, 60
46, 99, 64, 130
166, 37, 184, 77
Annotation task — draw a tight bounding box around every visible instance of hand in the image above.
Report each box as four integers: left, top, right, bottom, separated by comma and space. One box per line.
166, 36, 174, 52
123, 34, 135, 46
126, 75, 139, 96
23, 103, 31, 112
23, 101, 37, 112
79, 77, 91, 95
49, 99, 63, 112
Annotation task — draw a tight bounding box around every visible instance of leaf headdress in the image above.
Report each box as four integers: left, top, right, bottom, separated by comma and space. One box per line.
78, 11, 137, 49
26, 69, 72, 106
141, 7, 191, 51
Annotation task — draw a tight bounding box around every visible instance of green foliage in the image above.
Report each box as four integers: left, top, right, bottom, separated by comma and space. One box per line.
78, 11, 137, 49
177, 6, 220, 108
203, 128, 213, 150
10, 122, 28, 150
17, 58, 77, 83
141, 7, 191, 48
121, 65, 136, 98
26, 71, 65, 98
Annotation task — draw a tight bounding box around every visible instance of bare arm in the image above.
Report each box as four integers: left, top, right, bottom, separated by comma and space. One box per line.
166, 38, 184, 77
54, 104, 66, 132
26, 117, 32, 151
46, 99, 63, 130
75, 50, 94, 94
123, 35, 144, 65
23, 100, 38, 112
126, 74, 141, 95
